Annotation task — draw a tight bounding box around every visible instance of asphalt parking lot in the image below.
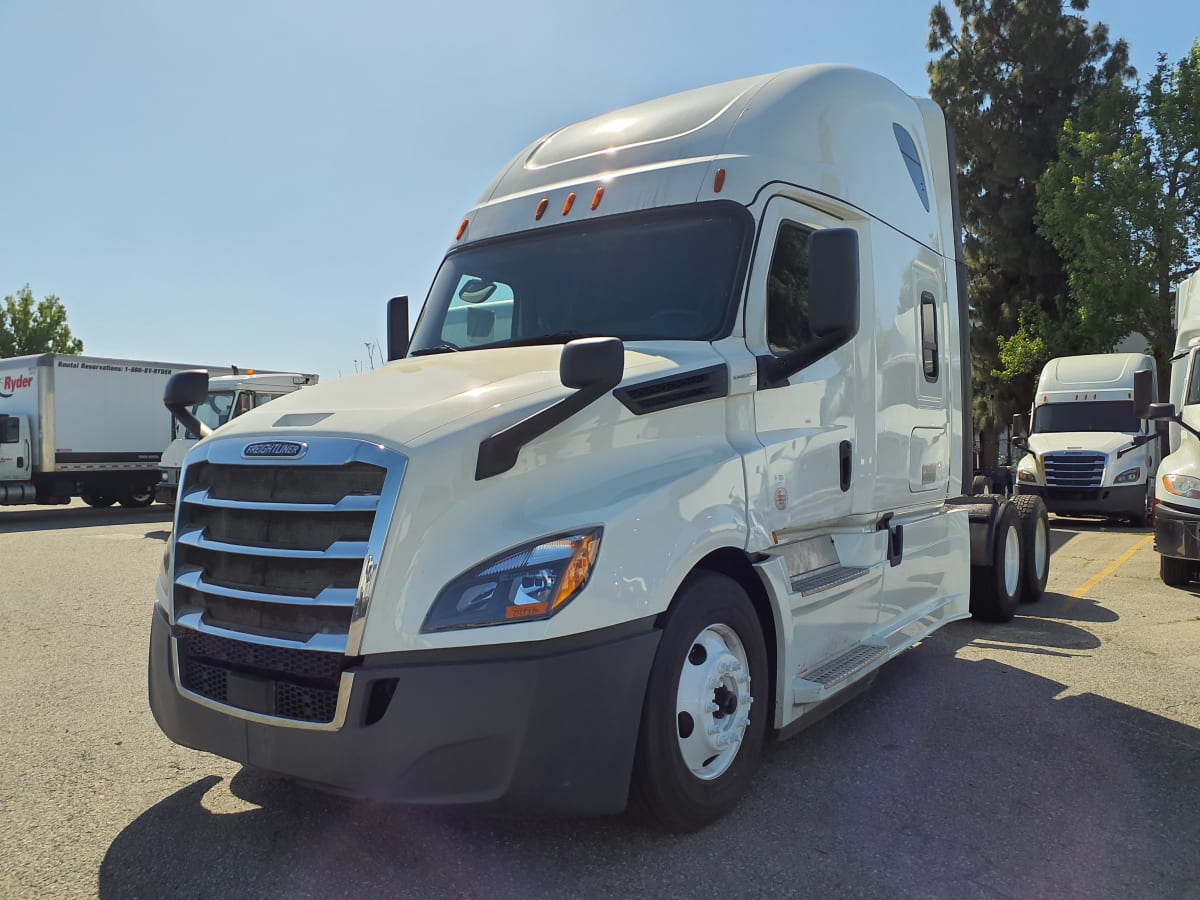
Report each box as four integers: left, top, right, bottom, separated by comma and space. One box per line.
1, 502, 1198, 899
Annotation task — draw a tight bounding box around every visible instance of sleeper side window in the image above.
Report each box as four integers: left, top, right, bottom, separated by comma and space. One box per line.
766, 223, 813, 356
920, 291, 939, 382
1, 417, 18, 443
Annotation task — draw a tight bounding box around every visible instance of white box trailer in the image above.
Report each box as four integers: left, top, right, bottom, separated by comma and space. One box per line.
149, 65, 1051, 831
0, 354, 230, 507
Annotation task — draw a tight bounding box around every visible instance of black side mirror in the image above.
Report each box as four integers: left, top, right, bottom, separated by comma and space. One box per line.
1011, 412, 1029, 439
1133, 368, 1154, 419
164, 370, 211, 439
1147, 402, 1177, 421
387, 295, 410, 361
759, 228, 859, 386
808, 228, 860, 340
561, 337, 624, 390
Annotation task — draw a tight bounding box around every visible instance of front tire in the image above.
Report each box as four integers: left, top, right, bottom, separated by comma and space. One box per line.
1160, 554, 1192, 586
80, 494, 116, 508
629, 571, 768, 832
118, 491, 155, 508
970, 502, 1024, 622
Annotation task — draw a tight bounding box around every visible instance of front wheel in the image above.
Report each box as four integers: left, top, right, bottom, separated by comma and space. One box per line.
118, 491, 155, 508
629, 571, 768, 832
80, 494, 117, 508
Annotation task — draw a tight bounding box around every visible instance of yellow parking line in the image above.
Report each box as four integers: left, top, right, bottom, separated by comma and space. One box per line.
1070, 534, 1154, 599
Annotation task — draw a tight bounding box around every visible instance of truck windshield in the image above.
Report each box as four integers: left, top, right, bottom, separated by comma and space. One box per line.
408, 204, 751, 354
185, 391, 236, 438
1032, 400, 1141, 434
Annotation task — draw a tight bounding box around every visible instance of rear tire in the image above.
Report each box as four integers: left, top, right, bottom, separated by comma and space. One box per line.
118, 491, 155, 508
629, 571, 768, 832
1013, 494, 1049, 602
972, 474, 990, 496
1160, 554, 1192, 587
970, 502, 1024, 622
80, 494, 117, 508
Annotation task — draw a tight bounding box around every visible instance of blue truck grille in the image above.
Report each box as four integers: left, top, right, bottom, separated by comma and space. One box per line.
1042, 452, 1105, 488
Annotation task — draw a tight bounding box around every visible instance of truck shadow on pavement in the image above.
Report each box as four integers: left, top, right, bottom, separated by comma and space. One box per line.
0, 504, 173, 535
99, 642, 1200, 899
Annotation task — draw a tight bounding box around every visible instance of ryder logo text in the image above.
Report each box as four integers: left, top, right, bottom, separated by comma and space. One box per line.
0, 374, 34, 398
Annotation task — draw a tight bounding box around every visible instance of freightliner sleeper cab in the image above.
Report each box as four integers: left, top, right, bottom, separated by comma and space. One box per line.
149, 66, 1049, 830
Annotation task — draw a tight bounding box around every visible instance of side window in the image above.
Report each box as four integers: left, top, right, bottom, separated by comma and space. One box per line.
920, 291, 939, 382
766, 223, 812, 356
1, 416, 18, 443
253, 392, 285, 408
1187, 356, 1200, 406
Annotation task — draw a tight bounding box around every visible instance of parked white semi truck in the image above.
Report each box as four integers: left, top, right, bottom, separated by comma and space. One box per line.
1137, 269, 1200, 584
149, 66, 1050, 830
1014, 353, 1159, 525
156, 371, 318, 505
0, 354, 228, 507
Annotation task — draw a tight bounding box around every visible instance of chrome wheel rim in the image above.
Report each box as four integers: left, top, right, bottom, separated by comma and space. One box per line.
675, 624, 752, 781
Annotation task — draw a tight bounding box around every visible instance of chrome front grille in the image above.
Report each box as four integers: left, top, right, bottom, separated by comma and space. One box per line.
168, 438, 405, 728
1042, 452, 1105, 488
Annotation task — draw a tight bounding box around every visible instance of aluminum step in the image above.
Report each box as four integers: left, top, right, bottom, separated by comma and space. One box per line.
792, 642, 887, 704
790, 564, 869, 596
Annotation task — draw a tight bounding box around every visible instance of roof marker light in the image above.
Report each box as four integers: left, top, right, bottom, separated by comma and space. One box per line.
456, 218, 469, 240
591, 186, 604, 210
714, 168, 726, 193
562, 192, 576, 216
535, 198, 549, 220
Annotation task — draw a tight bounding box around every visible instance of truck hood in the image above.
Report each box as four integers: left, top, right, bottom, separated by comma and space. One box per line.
201, 342, 724, 449
1027, 432, 1144, 459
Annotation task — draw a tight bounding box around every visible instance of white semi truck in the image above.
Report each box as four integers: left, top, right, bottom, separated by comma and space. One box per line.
1137, 269, 1200, 584
156, 370, 318, 505
0, 353, 228, 507
1014, 353, 1159, 525
149, 66, 1050, 830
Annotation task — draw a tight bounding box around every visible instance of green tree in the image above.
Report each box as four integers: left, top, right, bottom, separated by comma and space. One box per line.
1020, 42, 1200, 393
927, 0, 1131, 466
0, 285, 85, 357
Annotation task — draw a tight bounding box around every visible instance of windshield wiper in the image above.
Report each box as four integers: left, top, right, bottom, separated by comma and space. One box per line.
409, 343, 461, 357
485, 331, 600, 349
1117, 433, 1157, 459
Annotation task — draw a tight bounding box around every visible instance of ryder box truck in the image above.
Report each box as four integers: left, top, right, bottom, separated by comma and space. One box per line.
149, 65, 1050, 831
0, 353, 228, 507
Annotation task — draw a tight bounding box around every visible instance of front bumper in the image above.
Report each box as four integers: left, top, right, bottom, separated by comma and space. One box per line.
148, 607, 660, 815
154, 483, 177, 505
1016, 483, 1144, 518
1155, 502, 1200, 561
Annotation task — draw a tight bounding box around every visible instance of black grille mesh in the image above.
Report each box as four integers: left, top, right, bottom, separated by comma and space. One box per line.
184, 461, 385, 504
177, 629, 343, 724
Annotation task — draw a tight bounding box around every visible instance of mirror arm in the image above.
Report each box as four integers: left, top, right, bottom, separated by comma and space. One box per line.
757, 329, 848, 389
166, 402, 211, 439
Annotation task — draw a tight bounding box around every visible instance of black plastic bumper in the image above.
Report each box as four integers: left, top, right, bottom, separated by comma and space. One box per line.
1155, 503, 1200, 561
148, 606, 660, 815
1016, 483, 1144, 518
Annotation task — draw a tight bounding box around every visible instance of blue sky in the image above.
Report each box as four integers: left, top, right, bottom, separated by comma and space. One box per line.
1, 1, 1194, 382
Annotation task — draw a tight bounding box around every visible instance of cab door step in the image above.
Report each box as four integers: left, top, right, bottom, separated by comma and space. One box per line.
790, 564, 869, 596
792, 642, 888, 704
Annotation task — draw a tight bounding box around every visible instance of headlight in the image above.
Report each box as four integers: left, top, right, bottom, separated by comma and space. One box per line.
1017, 468, 1039, 484
1162, 474, 1200, 500
1114, 467, 1141, 485
422, 529, 602, 632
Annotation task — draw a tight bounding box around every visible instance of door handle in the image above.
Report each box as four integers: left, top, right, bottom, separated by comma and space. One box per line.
839, 440, 852, 492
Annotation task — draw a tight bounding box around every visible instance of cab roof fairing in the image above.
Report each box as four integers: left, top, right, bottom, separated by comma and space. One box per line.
448, 65, 949, 253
